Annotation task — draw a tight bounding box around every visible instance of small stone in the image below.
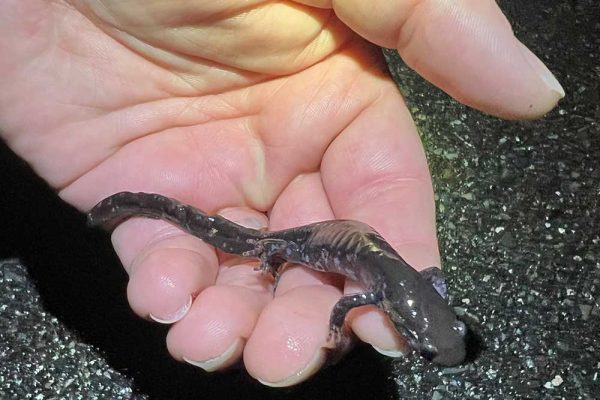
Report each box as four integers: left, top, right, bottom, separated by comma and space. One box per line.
551, 375, 564, 387
579, 304, 593, 320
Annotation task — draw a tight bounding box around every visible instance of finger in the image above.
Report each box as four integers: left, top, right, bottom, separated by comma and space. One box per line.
344, 280, 410, 357
323, 85, 439, 268
163, 207, 271, 371
321, 83, 436, 355
112, 218, 219, 323
116, 206, 272, 372
111, 206, 268, 323
268, 173, 343, 296
332, 0, 564, 118
166, 263, 272, 371
245, 285, 342, 387
245, 173, 346, 386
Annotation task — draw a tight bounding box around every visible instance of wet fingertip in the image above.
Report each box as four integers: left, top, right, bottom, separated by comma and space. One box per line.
149, 295, 192, 324
183, 337, 245, 372
349, 307, 411, 357
256, 349, 327, 387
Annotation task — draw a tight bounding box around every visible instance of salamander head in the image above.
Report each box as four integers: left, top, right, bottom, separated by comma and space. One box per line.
381, 267, 467, 366
418, 317, 467, 366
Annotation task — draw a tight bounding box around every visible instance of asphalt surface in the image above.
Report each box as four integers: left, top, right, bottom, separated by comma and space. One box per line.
1, 1, 598, 399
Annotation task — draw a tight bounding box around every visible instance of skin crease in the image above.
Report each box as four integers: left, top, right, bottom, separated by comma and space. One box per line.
0, 0, 563, 387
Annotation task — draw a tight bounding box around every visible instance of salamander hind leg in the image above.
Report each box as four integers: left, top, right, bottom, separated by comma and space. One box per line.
242, 238, 290, 279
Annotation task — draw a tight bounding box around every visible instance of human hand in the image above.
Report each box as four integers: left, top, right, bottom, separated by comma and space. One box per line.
0, 0, 563, 386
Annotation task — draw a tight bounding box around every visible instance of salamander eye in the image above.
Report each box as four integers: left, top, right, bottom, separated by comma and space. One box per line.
452, 320, 467, 337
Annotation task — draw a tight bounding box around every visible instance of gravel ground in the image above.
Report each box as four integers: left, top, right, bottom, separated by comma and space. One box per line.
384, 0, 600, 397
1, 1, 598, 399
0, 260, 146, 400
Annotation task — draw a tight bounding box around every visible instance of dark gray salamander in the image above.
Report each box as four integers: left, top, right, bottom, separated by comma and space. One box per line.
88, 192, 467, 366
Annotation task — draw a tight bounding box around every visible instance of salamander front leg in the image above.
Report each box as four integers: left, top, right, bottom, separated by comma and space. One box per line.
325, 291, 383, 361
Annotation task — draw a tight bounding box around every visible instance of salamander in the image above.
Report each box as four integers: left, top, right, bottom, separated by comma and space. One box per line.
87, 191, 467, 366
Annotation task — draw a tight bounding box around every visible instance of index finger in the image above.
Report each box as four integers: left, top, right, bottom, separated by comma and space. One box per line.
321, 80, 439, 353
322, 83, 439, 269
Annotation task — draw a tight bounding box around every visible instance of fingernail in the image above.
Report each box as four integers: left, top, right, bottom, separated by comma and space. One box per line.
257, 349, 327, 387
149, 295, 192, 324
372, 344, 409, 358
237, 217, 267, 230
518, 41, 565, 98
218, 209, 267, 230
183, 337, 245, 372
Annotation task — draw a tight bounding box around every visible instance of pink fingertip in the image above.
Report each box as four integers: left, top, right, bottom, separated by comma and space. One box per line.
149, 295, 192, 324
346, 299, 410, 356
517, 41, 565, 98
256, 349, 327, 387
183, 337, 245, 372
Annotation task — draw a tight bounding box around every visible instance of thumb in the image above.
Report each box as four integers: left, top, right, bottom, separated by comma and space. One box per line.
332, 0, 564, 119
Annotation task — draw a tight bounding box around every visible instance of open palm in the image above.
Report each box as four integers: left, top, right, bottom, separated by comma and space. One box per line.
0, 0, 562, 386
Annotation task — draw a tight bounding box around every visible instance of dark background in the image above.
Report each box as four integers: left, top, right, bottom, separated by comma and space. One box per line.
1, 1, 598, 399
